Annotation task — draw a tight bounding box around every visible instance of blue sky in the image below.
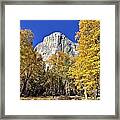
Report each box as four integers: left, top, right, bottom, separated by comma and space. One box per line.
20, 20, 79, 47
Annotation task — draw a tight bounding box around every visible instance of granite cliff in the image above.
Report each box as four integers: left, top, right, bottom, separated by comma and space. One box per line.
34, 32, 79, 61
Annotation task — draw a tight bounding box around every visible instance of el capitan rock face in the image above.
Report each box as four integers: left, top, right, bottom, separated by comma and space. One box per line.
34, 32, 79, 61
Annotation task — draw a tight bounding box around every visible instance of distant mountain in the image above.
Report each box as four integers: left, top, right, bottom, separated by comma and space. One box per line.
34, 32, 79, 61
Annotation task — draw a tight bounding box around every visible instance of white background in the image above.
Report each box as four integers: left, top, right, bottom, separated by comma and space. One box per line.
5, 5, 115, 115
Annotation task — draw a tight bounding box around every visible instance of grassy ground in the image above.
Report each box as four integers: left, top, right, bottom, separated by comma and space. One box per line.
20, 96, 100, 100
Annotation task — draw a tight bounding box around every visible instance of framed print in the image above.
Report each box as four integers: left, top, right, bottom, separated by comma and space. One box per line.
0, 0, 119, 119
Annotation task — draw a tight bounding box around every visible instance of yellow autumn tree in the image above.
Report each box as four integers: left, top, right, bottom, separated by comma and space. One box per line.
46, 51, 75, 96
68, 20, 100, 99
20, 29, 45, 97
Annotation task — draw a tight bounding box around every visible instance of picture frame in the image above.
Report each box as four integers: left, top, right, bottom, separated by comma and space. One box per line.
0, 0, 119, 119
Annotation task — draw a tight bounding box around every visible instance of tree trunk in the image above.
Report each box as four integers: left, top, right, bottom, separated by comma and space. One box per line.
20, 78, 28, 97
84, 87, 87, 99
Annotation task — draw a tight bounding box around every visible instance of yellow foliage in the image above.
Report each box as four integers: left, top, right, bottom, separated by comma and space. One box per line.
20, 29, 45, 96
68, 20, 100, 99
